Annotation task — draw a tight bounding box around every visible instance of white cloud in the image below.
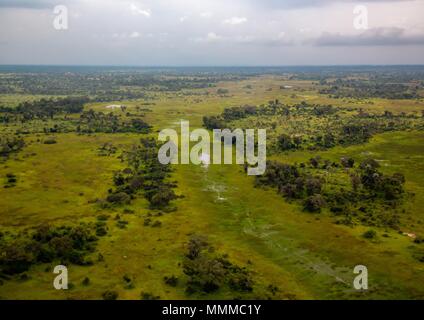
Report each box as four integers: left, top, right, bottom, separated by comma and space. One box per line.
200, 12, 213, 18
207, 32, 221, 41
223, 16, 247, 25
129, 3, 151, 17
193, 32, 223, 43
110, 31, 141, 39
129, 31, 140, 38
299, 28, 312, 34
234, 35, 255, 43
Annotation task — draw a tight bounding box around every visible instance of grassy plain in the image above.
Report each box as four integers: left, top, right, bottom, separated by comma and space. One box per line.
1, 75, 424, 299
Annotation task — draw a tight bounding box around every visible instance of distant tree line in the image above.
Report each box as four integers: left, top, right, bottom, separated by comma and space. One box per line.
203, 101, 424, 152
77, 110, 151, 134
0, 97, 89, 122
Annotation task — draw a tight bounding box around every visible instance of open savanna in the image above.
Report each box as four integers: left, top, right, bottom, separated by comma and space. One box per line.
1, 75, 424, 299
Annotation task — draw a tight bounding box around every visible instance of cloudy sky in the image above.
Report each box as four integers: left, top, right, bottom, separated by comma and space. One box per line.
0, 0, 424, 65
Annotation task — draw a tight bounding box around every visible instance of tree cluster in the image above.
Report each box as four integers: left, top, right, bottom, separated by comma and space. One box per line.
106, 138, 177, 209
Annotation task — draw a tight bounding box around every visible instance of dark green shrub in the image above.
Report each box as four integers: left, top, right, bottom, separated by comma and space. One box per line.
140, 292, 160, 300
148, 187, 177, 209
305, 178, 322, 196
228, 269, 253, 292
0, 241, 35, 274
151, 221, 162, 228
102, 290, 118, 300
116, 220, 129, 229
363, 230, 377, 239
277, 134, 295, 151
106, 192, 131, 204
43, 138, 57, 144
97, 214, 110, 221
414, 236, 424, 244
123, 274, 135, 289
341, 157, 355, 168
304, 194, 326, 212
96, 226, 108, 236
164, 275, 179, 287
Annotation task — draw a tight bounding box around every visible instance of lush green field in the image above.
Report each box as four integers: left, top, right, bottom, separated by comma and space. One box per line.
1, 74, 424, 299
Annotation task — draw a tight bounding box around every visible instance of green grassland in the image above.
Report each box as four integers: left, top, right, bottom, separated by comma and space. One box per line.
1, 75, 424, 299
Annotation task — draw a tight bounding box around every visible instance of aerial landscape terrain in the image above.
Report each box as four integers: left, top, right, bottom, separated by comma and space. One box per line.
1, 0, 424, 302
1, 65, 424, 299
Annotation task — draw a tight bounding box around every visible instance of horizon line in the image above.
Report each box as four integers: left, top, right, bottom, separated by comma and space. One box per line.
1, 64, 424, 68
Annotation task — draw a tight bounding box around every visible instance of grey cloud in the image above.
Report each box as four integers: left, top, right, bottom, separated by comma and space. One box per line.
1, 0, 423, 65
314, 27, 424, 46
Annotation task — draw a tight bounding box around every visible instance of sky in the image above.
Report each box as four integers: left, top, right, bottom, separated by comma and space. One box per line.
0, 0, 424, 66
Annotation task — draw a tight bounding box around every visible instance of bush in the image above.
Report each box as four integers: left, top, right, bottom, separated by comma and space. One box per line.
277, 134, 295, 151
228, 269, 253, 292
6, 173, 17, 183
49, 236, 73, 257
341, 157, 355, 168
140, 292, 160, 300
96, 226, 108, 236
184, 255, 226, 293
217, 88, 229, 95
164, 275, 179, 287
363, 230, 377, 239
148, 187, 177, 209
43, 138, 57, 144
0, 241, 35, 275
116, 220, 129, 229
186, 235, 209, 260
106, 192, 131, 204
123, 274, 135, 289
1, 224, 98, 274
151, 221, 162, 228
305, 178, 322, 196
309, 156, 321, 168
304, 194, 326, 212
67, 250, 88, 265
97, 214, 109, 221
102, 290, 118, 300
414, 236, 424, 244
203, 115, 225, 130
82, 277, 90, 286
0, 137, 25, 157
360, 158, 380, 170
380, 173, 405, 200
183, 235, 254, 295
